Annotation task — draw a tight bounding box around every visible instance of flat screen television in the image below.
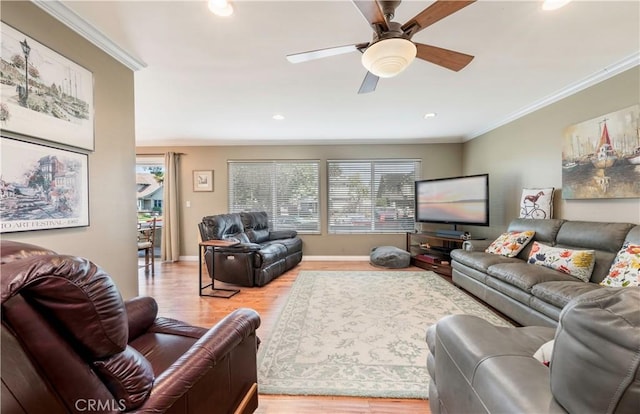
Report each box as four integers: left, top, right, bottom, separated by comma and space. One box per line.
414, 174, 489, 228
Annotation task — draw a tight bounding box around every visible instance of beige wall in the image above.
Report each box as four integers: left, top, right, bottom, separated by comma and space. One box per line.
139, 68, 640, 257
136, 144, 463, 256
463, 67, 640, 239
1, 2, 138, 298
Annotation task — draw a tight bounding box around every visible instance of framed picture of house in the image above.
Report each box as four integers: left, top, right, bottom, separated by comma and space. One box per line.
0, 136, 89, 233
193, 170, 213, 192
0, 22, 95, 151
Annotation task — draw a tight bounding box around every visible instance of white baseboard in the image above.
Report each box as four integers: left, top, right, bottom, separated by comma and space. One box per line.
178, 255, 369, 262
302, 256, 369, 261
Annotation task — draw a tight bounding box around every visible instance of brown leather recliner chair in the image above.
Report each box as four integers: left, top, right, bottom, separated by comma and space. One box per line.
1, 240, 261, 414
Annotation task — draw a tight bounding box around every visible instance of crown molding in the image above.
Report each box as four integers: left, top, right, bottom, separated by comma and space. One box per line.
31, 0, 146, 71
465, 52, 640, 141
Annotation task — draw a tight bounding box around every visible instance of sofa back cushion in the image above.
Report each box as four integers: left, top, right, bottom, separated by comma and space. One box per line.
554, 221, 635, 283
1, 254, 128, 359
550, 288, 640, 413
201, 213, 244, 240
1, 240, 56, 264
507, 218, 565, 259
241, 212, 271, 243
241, 211, 269, 231
625, 225, 640, 244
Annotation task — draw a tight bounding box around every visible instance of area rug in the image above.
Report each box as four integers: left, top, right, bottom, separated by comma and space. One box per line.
257, 270, 512, 399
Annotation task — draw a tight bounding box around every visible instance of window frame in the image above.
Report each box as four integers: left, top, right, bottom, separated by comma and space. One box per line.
228, 160, 321, 234
327, 159, 420, 234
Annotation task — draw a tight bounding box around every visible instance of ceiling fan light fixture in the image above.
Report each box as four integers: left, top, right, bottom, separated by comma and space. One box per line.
361, 38, 417, 78
208, 0, 234, 17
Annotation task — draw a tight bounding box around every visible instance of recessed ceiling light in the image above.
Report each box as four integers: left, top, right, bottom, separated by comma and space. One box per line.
208, 0, 233, 17
424, 112, 437, 119
542, 0, 571, 11
273, 114, 285, 121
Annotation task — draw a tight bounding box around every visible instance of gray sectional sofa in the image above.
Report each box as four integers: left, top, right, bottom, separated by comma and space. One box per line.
451, 218, 639, 327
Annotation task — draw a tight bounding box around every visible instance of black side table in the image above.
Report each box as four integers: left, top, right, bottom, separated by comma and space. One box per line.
198, 240, 240, 298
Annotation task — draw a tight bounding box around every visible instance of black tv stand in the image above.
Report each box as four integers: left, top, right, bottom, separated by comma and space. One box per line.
406, 231, 484, 278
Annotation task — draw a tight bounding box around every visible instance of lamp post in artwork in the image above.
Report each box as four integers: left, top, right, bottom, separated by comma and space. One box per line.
19, 39, 31, 107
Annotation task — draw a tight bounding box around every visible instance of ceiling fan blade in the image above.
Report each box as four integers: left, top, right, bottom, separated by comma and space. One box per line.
402, 0, 475, 38
286, 44, 368, 63
358, 71, 379, 94
415, 43, 474, 72
351, 0, 389, 32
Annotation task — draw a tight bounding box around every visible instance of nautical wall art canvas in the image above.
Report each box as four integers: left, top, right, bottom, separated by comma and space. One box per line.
1, 137, 89, 233
562, 104, 640, 199
0, 22, 94, 150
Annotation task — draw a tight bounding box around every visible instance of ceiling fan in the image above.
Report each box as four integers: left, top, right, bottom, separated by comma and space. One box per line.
286, 0, 476, 94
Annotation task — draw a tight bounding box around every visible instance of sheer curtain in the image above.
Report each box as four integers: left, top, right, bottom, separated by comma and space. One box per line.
162, 152, 180, 262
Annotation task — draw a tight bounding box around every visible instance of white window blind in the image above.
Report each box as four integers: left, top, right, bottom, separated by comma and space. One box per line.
228, 161, 320, 233
328, 159, 420, 233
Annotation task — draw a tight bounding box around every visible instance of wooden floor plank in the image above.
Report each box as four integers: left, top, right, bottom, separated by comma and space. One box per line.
139, 260, 431, 414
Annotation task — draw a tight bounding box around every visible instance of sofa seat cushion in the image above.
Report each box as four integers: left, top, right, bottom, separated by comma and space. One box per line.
487, 262, 579, 293
450, 250, 519, 273
129, 332, 198, 376
531, 281, 602, 309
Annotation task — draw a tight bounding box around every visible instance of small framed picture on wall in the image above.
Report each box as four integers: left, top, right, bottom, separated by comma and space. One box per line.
193, 170, 213, 192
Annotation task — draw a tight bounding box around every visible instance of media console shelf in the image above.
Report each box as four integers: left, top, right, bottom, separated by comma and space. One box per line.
406, 232, 485, 277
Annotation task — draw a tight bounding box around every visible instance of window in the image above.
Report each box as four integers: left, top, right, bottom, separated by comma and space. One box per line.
228, 161, 320, 233
328, 159, 420, 233
136, 155, 164, 257
136, 156, 164, 217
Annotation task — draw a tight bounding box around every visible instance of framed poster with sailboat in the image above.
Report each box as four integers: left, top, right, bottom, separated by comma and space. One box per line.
562, 104, 640, 199
0, 22, 94, 151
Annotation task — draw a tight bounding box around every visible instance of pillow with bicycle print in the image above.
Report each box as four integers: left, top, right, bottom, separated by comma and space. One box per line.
519, 188, 554, 219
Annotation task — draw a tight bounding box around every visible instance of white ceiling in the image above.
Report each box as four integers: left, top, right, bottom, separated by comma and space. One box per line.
51, 1, 639, 146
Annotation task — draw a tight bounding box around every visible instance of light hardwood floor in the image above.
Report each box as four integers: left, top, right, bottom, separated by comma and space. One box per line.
139, 260, 431, 414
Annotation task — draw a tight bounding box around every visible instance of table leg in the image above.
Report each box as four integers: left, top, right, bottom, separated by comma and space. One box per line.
199, 245, 240, 298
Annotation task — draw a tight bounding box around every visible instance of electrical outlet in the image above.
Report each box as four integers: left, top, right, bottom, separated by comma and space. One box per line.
186, 201, 191, 208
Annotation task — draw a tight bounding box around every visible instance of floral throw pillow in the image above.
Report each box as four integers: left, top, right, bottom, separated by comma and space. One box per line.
485, 231, 536, 257
527, 242, 596, 282
520, 188, 554, 219
600, 242, 640, 288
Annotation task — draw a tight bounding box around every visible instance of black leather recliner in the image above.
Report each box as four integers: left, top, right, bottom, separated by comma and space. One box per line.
198, 211, 303, 287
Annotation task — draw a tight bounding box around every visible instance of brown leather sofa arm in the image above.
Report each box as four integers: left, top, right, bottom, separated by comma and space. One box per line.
148, 316, 209, 339
132, 308, 261, 413
125, 296, 158, 341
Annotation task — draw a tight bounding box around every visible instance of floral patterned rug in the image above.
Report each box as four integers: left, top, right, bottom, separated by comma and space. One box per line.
257, 270, 512, 399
